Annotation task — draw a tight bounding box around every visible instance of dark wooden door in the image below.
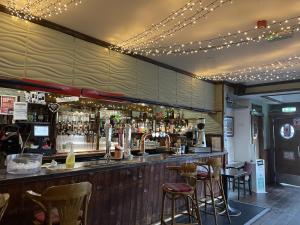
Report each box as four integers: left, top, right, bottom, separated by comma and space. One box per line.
273, 117, 300, 185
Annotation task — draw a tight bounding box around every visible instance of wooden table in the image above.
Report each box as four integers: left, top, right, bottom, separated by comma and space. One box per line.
221, 169, 246, 216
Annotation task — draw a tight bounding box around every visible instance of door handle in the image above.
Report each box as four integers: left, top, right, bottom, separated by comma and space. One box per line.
298, 146, 300, 157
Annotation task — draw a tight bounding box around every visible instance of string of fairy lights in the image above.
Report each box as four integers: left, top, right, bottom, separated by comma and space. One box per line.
5, 0, 83, 20
5, 0, 300, 83
197, 56, 300, 82
129, 15, 300, 56
111, 0, 234, 53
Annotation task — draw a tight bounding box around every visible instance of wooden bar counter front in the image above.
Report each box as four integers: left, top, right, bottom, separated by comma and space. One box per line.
0, 152, 225, 225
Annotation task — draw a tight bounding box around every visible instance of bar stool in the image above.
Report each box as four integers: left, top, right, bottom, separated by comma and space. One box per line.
196, 158, 231, 225
161, 163, 202, 225
26, 182, 92, 225
0, 193, 9, 221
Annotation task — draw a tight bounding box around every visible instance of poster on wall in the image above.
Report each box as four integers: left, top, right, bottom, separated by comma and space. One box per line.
25, 91, 46, 105
293, 118, 300, 129
0, 96, 17, 115
224, 116, 234, 137
13, 102, 28, 120
211, 136, 222, 151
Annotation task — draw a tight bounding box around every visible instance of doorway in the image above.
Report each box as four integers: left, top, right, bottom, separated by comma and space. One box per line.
273, 116, 300, 186
251, 114, 264, 159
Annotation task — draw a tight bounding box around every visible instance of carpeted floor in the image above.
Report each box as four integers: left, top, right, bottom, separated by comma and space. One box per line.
170, 200, 269, 225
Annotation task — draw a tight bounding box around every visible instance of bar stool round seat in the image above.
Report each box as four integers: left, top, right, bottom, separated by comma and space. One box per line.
197, 171, 212, 179
163, 183, 193, 193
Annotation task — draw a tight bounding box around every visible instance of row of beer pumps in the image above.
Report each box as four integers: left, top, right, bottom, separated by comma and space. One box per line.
104, 120, 133, 160
103, 117, 207, 159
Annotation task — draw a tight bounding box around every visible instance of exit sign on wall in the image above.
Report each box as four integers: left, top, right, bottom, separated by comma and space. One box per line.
282, 107, 296, 113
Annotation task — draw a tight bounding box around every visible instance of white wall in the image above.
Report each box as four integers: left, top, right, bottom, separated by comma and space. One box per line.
223, 85, 270, 163
233, 100, 256, 162
223, 85, 235, 163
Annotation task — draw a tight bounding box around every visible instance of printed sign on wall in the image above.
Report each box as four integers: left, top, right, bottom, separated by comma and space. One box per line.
13, 102, 28, 120
293, 118, 300, 129
0, 96, 16, 115
25, 91, 46, 105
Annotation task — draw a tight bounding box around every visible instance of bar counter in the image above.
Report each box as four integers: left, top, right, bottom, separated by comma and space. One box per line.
0, 152, 226, 225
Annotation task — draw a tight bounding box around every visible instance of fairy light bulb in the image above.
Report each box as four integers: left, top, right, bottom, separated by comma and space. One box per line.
6, 0, 83, 20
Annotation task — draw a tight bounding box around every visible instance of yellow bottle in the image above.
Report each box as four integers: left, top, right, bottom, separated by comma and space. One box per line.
65, 143, 75, 169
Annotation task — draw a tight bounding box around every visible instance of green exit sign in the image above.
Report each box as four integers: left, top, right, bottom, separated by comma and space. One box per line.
282, 107, 296, 113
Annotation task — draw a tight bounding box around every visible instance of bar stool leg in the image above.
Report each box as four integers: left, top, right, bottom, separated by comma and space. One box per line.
186, 197, 191, 223
204, 180, 207, 212
160, 191, 166, 225
208, 179, 218, 225
218, 180, 231, 224
233, 178, 235, 192
237, 177, 240, 200
171, 195, 176, 225
243, 177, 246, 197
193, 190, 203, 225
249, 175, 252, 195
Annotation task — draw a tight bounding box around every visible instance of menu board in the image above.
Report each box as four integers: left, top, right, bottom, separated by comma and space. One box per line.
0, 96, 16, 115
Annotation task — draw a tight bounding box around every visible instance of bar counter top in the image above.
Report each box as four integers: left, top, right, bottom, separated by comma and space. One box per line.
0, 151, 226, 184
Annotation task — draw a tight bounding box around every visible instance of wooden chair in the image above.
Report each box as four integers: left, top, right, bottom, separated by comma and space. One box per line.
26, 182, 92, 225
0, 193, 9, 222
161, 163, 202, 225
196, 158, 231, 225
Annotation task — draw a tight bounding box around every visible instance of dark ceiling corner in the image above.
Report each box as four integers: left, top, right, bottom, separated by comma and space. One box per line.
261, 95, 282, 104
233, 83, 247, 95
245, 78, 300, 88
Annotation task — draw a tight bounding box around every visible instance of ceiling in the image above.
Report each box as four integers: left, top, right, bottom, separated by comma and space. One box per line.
2, 0, 300, 85
237, 90, 300, 105
262, 92, 300, 103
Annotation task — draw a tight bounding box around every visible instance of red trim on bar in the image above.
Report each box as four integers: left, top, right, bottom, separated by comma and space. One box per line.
20, 78, 81, 96
81, 88, 123, 98
81, 88, 126, 103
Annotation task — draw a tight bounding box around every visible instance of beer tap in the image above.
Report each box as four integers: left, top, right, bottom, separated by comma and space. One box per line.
104, 120, 112, 161
124, 124, 132, 159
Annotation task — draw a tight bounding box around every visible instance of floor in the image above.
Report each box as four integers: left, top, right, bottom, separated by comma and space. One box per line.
174, 200, 267, 225
229, 184, 300, 225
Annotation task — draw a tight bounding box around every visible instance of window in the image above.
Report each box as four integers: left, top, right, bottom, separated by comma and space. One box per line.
280, 124, 295, 139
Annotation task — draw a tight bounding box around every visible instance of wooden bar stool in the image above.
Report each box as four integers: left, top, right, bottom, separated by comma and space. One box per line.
26, 182, 92, 225
161, 163, 202, 225
196, 158, 231, 225
0, 193, 9, 222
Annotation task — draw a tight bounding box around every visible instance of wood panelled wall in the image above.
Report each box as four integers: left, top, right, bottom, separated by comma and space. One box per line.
0, 12, 215, 111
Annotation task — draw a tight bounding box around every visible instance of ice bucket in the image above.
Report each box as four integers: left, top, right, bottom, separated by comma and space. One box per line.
6, 154, 43, 174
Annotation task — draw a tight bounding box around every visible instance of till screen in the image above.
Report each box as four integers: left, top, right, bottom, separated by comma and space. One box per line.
34, 126, 49, 137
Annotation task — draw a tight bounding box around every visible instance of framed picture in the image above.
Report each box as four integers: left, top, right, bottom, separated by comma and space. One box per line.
211, 136, 222, 151
224, 116, 234, 137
